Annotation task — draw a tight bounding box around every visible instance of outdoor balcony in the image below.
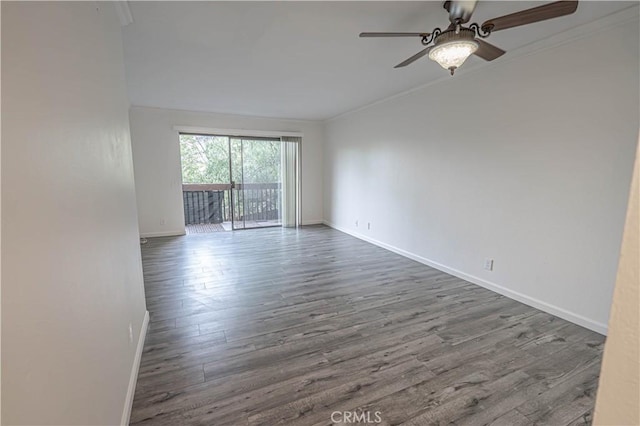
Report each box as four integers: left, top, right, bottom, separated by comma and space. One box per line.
182, 183, 281, 233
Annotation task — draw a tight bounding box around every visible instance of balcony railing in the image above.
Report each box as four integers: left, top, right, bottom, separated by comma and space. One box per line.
182, 183, 281, 225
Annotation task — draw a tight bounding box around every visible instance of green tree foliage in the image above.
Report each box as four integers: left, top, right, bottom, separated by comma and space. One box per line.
180, 135, 281, 184
180, 135, 229, 183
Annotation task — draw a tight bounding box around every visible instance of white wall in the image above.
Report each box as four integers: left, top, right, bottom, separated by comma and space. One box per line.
323, 14, 639, 334
2, 3, 147, 425
129, 106, 324, 237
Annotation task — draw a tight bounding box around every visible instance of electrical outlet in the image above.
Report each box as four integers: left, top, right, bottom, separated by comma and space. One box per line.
160, 218, 166, 226
367, 222, 371, 230
484, 258, 494, 271
128, 323, 134, 343
355, 220, 358, 227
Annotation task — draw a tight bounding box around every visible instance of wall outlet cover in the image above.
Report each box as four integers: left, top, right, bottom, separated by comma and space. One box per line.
484, 258, 494, 271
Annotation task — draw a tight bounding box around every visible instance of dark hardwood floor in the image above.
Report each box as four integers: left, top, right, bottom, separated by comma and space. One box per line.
130, 225, 604, 426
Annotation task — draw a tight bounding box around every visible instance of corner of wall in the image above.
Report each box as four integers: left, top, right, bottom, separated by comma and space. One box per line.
121, 310, 149, 426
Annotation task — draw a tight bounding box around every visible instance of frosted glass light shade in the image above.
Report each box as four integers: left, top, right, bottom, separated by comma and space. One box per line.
428, 40, 478, 71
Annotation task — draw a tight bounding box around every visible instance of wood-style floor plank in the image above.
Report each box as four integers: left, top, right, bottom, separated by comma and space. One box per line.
130, 225, 604, 425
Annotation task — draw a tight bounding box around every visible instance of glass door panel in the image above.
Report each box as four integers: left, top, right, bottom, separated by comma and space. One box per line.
229, 137, 282, 230
179, 134, 232, 232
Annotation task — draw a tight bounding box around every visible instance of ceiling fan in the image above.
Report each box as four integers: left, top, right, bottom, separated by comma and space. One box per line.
360, 0, 579, 75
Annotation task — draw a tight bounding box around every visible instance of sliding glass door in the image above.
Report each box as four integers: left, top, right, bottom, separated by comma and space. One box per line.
180, 132, 298, 233
229, 137, 283, 230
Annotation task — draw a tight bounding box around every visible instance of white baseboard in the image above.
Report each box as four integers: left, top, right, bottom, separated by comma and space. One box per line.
121, 310, 149, 426
323, 220, 608, 336
300, 219, 324, 226
140, 230, 186, 238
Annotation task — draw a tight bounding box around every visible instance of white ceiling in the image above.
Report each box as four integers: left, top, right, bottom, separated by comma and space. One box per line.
122, 1, 634, 120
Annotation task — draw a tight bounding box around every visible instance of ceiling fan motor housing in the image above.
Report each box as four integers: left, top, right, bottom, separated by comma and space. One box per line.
433, 27, 476, 46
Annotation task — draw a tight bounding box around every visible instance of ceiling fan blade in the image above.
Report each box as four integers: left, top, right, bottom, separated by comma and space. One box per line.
445, 0, 478, 24
473, 39, 506, 61
394, 46, 432, 68
481, 0, 578, 32
360, 32, 430, 38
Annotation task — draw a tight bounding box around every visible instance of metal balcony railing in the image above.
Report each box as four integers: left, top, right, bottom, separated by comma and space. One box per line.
182, 183, 281, 225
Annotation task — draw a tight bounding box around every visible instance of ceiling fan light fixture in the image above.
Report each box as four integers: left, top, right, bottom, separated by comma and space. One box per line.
363, 0, 580, 72
428, 39, 478, 75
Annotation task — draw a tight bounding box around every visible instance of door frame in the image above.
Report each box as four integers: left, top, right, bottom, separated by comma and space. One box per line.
173, 125, 304, 233
178, 128, 302, 232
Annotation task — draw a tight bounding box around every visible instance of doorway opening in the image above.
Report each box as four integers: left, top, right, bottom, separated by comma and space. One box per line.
179, 133, 299, 233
